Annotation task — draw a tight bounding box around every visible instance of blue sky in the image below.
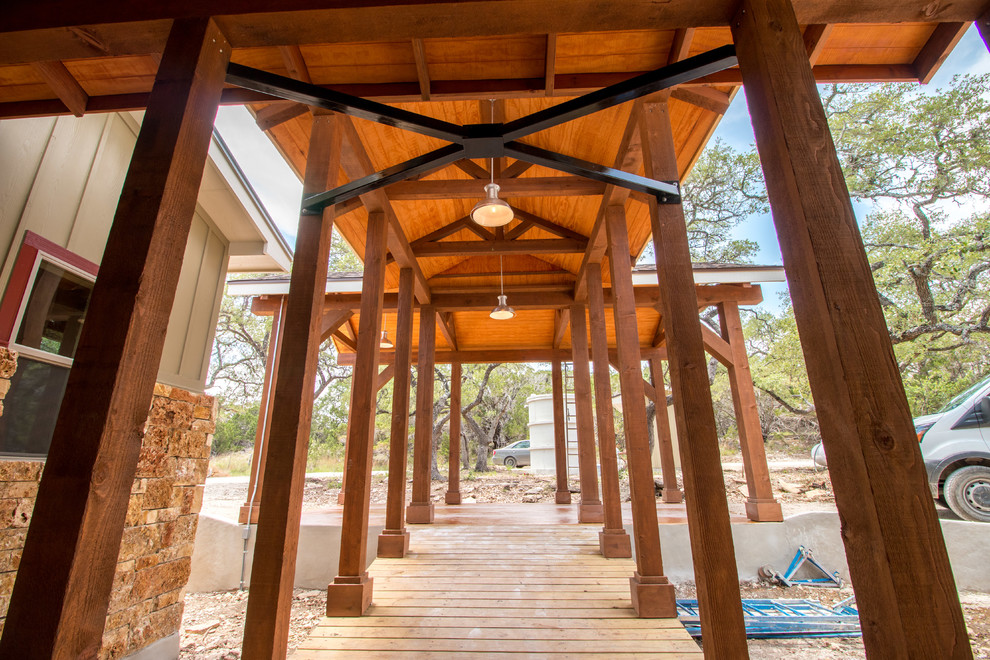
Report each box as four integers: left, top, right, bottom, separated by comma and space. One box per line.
215, 27, 990, 312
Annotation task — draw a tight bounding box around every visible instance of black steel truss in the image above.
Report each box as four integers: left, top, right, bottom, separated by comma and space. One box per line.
225, 45, 737, 213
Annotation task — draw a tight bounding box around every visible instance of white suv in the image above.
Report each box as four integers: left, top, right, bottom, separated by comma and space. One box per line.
812, 375, 990, 522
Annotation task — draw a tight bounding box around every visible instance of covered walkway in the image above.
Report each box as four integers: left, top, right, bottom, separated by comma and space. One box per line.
296, 521, 702, 659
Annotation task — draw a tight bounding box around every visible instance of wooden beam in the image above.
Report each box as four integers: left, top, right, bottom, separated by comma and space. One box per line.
550, 359, 572, 503
332, 328, 358, 351
278, 45, 312, 83
339, 116, 431, 304
255, 101, 309, 131
669, 27, 696, 63
430, 267, 571, 280
503, 219, 534, 240
699, 323, 733, 367
718, 300, 781, 521
377, 268, 415, 558
410, 216, 474, 246
734, 0, 969, 655
509, 207, 589, 241
452, 159, 490, 179
641, 98, 746, 650
407, 305, 437, 523
241, 111, 340, 658
670, 86, 731, 114
649, 358, 682, 504
0, 19, 228, 659
414, 238, 587, 257
802, 24, 833, 65
545, 33, 557, 96
574, 103, 642, 302
913, 22, 971, 84
328, 211, 387, 616
500, 159, 533, 178
586, 265, 631, 557
445, 362, 463, 504
568, 304, 604, 523
319, 309, 353, 343
437, 311, 458, 351
31, 60, 88, 117
604, 205, 675, 616
387, 177, 606, 200
411, 38, 431, 100
553, 308, 570, 349
651, 321, 665, 348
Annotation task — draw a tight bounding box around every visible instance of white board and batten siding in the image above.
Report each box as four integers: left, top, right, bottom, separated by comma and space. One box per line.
0, 112, 276, 393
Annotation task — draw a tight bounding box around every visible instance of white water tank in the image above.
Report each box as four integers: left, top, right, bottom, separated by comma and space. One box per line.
525, 393, 579, 475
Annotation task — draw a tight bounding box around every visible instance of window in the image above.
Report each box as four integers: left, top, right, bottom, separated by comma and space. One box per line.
0, 232, 97, 456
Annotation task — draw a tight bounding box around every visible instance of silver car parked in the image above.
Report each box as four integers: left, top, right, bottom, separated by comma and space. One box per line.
493, 440, 531, 468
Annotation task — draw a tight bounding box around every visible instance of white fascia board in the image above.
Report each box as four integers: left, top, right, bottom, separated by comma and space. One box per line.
631, 266, 786, 286
226, 276, 363, 297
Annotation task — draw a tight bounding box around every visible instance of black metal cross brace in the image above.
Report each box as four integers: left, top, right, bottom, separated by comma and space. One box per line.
225, 45, 737, 213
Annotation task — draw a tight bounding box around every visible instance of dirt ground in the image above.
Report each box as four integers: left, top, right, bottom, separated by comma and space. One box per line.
183, 459, 989, 658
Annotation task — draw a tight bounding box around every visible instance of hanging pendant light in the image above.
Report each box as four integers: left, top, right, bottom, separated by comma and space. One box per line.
490, 255, 516, 320
471, 99, 513, 228
379, 330, 394, 349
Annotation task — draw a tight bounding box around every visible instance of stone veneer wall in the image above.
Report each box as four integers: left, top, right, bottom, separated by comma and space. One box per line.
0, 348, 214, 660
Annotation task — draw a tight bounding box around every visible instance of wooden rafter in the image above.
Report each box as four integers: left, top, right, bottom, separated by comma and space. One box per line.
452, 159, 490, 179
509, 207, 588, 241
31, 60, 88, 117
669, 28, 696, 63
436, 311, 458, 350
319, 309, 353, 343
652, 322, 665, 348
670, 86, 731, 114
553, 308, 570, 349
339, 116, 431, 303
913, 22, 971, 84
699, 323, 732, 366
255, 102, 308, 131
500, 159, 533, 178
545, 33, 557, 96
411, 38, 431, 100
278, 45, 312, 83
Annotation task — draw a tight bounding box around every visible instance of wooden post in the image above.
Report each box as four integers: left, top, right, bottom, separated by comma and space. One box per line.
551, 359, 572, 504
445, 362, 463, 504
407, 305, 437, 523
648, 358, 682, 504
327, 210, 388, 616
377, 268, 415, 558
733, 0, 970, 655
979, 10, 990, 52
240, 297, 287, 524
604, 206, 676, 618
568, 304, 604, 523
0, 19, 229, 659
718, 301, 782, 521
641, 100, 747, 652
241, 112, 341, 658
586, 267, 631, 557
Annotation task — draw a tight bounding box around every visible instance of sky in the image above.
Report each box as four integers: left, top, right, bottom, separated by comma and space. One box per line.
214, 27, 990, 312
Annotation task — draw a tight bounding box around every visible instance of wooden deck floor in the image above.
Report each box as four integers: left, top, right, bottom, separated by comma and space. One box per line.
295, 524, 703, 658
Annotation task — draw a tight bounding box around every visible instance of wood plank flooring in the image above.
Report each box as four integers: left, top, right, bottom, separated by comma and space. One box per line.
295, 524, 702, 658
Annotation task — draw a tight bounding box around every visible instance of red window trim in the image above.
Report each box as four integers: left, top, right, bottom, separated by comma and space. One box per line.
0, 231, 99, 348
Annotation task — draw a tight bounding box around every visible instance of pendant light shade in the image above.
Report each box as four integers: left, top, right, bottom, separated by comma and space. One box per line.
489, 294, 515, 320
471, 183, 513, 227
379, 331, 394, 349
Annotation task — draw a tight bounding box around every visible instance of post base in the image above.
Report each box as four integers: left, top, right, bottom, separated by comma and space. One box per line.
326, 574, 374, 616
745, 497, 783, 522
578, 502, 604, 523
555, 491, 572, 504
238, 503, 259, 525
377, 530, 410, 558
444, 491, 461, 505
336, 491, 346, 505
661, 488, 683, 504
406, 502, 435, 524
599, 529, 632, 558
630, 573, 677, 618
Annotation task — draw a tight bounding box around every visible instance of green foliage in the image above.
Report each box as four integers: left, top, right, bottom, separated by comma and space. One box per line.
211, 403, 260, 455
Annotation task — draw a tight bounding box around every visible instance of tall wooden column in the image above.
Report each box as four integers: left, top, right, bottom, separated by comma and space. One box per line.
241, 112, 341, 658
979, 11, 990, 51
377, 268, 415, 558
551, 360, 572, 504
568, 304, 604, 523
240, 297, 287, 524
604, 206, 676, 618
734, 0, 969, 655
0, 19, 229, 659
327, 211, 388, 616
445, 362, 463, 504
641, 101, 747, 652
648, 358, 682, 504
718, 301, 781, 521
586, 267, 631, 557
407, 305, 437, 523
